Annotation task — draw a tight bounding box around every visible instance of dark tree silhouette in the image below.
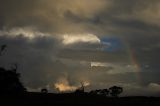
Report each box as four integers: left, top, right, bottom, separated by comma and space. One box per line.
75, 82, 85, 94
41, 88, 48, 93
0, 44, 7, 56
100, 89, 109, 96
89, 89, 109, 96
89, 89, 100, 95
0, 67, 26, 94
109, 86, 123, 97
0, 45, 26, 94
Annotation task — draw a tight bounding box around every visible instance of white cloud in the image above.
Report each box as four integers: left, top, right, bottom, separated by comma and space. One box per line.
0, 27, 49, 39
91, 62, 138, 74
91, 62, 109, 67
62, 33, 100, 45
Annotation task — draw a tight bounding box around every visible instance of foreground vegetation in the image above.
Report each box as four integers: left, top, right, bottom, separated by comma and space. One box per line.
1, 92, 160, 106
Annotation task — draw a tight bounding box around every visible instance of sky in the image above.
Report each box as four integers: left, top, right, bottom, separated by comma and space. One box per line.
0, 0, 160, 96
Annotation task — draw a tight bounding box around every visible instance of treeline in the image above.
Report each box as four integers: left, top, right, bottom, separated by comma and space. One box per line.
89, 86, 123, 97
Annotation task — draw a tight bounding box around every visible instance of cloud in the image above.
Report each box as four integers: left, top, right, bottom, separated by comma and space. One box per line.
0, 0, 109, 34
0, 27, 49, 39
62, 33, 100, 45
91, 62, 110, 67
54, 77, 78, 92
90, 62, 139, 75
90, 62, 114, 72
0, 0, 160, 36
54, 76, 90, 92
148, 83, 160, 92
55, 83, 77, 92
132, 0, 160, 26
125, 83, 160, 96
58, 49, 129, 63
0, 0, 160, 39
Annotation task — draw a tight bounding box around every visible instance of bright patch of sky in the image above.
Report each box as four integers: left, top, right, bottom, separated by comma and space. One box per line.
101, 37, 125, 52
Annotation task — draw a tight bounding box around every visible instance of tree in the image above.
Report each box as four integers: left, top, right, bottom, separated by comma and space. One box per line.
0, 45, 7, 56
0, 67, 26, 93
100, 89, 109, 96
75, 82, 85, 94
89, 90, 98, 95
0, 45, 26, 94
109, 86, 123, 97
41, 88, 48, 93
89, 89, 109, 96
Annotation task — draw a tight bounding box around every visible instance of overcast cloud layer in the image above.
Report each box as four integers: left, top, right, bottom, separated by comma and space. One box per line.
0, 0, 160, 96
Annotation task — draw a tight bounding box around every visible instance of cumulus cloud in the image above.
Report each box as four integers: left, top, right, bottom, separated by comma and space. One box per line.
62, 33, 100, 45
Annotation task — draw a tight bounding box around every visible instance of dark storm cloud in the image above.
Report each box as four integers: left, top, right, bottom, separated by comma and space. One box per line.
127, 35, 160, 72
0, 0, 108, 33
0, 36, 60, 88
0, 0, 160, 35
61, 0, 160, 36
58, 49, 129, 63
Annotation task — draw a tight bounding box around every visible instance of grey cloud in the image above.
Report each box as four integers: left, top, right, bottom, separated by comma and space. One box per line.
62, 42, 109, 51
58, 49, 130, 63
0, 0, 108, 34
0, 35, 60, 88
1, 0, 159, 35
91, 66, 114, 72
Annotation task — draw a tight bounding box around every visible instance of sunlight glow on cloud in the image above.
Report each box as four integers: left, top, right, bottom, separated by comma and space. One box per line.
54, 77, 90, 92
62, 33, 100, 45
0, 27, 49, 39
55, 83, 77, 92
55, 81, 90, 92
54, 77, 77, 92
91, 62, 109, 67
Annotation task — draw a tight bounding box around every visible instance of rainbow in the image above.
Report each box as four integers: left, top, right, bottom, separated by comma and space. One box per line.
101, 36, 141, 82
126, 44, 141, 82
